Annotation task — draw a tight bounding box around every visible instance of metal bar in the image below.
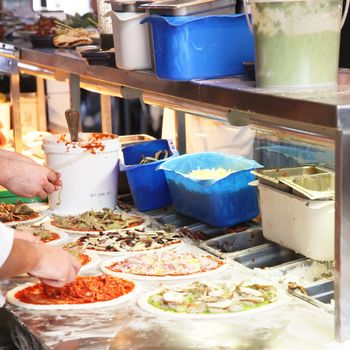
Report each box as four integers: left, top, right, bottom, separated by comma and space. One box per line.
36, 76, 47, 131
10, 71, 22, 152
335, 128, 350, 342
69, 73, 81, 112
100, 94, 112, 133
175, 110, 186, 154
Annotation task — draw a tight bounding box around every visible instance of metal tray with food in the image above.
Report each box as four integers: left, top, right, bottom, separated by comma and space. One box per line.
288, 279, 334, 312
200, 228, 271, 258
251, 165, 333, 192
140, 0, 236, 16
278, 172, 335, 200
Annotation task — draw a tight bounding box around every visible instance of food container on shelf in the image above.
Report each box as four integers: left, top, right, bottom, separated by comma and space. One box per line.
108, 2, 153, 70
258, 183, 334, 261
42, 133, 120, 215
120, 139, 178, 211
142, 13, 254, 81
158, 152, 262, 227
119, 134, 156, 194
252, 165, 333, 193
140, 0, 236, 16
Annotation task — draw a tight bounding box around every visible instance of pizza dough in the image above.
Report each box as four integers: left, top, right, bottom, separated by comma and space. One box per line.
138, 280, 283, 318
100, 251, 226, 281
6, 275, 137, 310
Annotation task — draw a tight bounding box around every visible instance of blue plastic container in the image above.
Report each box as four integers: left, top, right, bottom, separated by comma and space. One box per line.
158, 152, 262, 227
120, 139, 178, 211
142, 14, 255, 81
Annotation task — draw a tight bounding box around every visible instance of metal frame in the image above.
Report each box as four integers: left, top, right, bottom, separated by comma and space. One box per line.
0, 44, 349, 342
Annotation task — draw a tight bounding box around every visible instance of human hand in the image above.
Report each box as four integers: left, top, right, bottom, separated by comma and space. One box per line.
14, 229, 42, 244
0, 149, 35, 164
0, 160, 62, 199
28, 245, 81, 287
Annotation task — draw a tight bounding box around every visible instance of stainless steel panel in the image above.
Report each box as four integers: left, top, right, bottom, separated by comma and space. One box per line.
234, 245, 305, 269
140, 0, 236, 16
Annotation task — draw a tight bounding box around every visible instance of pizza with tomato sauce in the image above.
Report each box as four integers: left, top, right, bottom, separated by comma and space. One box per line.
100, 251, 226, 281
16, 224, 63, 244
6, 275, 137, 310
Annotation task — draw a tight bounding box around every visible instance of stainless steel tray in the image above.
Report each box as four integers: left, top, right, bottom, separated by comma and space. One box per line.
279, 172, 335, 200
252, 165, 333, 192
140, 0, 236, 16
107, 0, 154, 12
200, 228, 270, 258
234, 244, 305, 269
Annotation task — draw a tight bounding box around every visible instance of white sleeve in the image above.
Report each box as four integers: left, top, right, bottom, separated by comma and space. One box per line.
0, 223, 14, 307
0, 222, 14, 267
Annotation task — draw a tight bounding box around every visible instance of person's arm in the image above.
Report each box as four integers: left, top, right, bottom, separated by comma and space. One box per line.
0, 149, 35, 164
0, 158, 61, 199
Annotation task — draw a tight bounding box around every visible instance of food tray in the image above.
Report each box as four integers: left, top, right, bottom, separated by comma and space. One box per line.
251, 165, 332, 192
234, 244, 304, 269
158, 152, 262, 227
279, 172, 335, 200
200, 228, 270, 258
140, 0, 236, 16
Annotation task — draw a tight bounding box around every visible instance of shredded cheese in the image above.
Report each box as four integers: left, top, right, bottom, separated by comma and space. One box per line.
187, 168, 235, 180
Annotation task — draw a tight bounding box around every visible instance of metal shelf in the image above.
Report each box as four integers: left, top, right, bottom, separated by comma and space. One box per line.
1, 41, 350, 343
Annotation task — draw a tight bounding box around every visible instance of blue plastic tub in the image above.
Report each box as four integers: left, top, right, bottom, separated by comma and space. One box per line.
158, 152, 262, 227
142, 14, 254, 81
120, 139, 178, 211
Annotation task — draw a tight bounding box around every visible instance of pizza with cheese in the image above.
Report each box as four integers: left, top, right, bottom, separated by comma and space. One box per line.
100, 251, 225, 280
6, 275, 136, 310
138, 280, 281, 318
50, 209, 147, 233
74, 228, 182, 255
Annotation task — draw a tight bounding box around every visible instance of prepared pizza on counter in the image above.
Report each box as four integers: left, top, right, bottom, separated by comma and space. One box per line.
50, 209, 146, 232
139, 280, 279, 317
0, 202, 40, 224
74, 228, 182, 254
16, 224, 61, 243
101, 251, 225, 280
6, 275, 136, 310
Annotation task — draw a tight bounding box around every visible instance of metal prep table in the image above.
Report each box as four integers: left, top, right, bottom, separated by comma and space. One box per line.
0, 41, 350, 345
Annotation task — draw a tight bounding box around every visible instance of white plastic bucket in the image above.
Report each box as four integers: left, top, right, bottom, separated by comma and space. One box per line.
109, 11, 152, 70
42, 133, 120, 215
259, 184, 334, 261
244, 0, 349, 89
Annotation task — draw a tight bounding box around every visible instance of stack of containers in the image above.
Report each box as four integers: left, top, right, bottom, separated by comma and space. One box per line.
252, 166, 335, 261
140, 0, 255, 80
108, 0, 154, 70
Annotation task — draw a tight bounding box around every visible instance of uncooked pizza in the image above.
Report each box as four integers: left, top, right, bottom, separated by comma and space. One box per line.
0, 202, 40, 224
63, 242, 100, 271
6, 275, 136, 310
50, 209, 146, 232
74, 228, 182, 255
100, 251, 225, 280
16, 224, 62, 244
138, 280, 279, 318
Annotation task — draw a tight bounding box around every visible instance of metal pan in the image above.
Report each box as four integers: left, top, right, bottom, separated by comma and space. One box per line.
279, 172, 335, 200
140, 0, 236, 16
107, 0, 154, 12
252, 165, 333, 192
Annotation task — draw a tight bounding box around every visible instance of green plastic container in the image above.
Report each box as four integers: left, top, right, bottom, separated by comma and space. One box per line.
0, 188, 47, 204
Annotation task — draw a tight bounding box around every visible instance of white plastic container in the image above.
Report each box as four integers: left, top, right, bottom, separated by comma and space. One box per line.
110, 11, 152, 70
258, 184, 334, 261
42, 133, 120, 215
